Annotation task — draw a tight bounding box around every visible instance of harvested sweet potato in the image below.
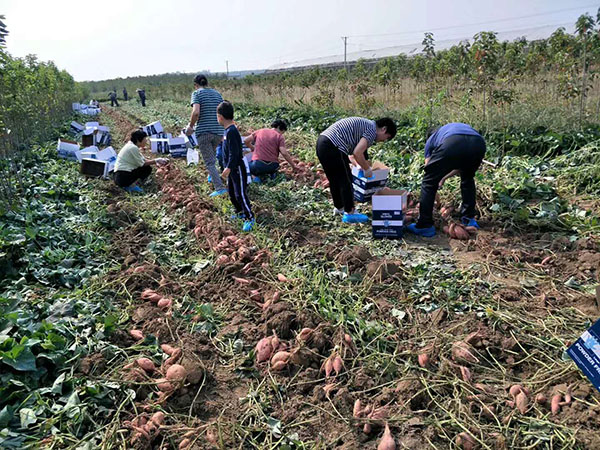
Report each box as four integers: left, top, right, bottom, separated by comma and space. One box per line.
377, 423, 396, 450
166, 364, 187, 382
216, 255, 230, 266
451, 341, 480, 364
157, 298, 172, 310
130, 329, 144, 340
455, 432, 476, 450
136, 358, 156, 373
535, 393, 547, 404
271, 351, 291, 365
256, 337, 273, 363
277, 273, 289, 282
418, 353, 430, 368
459, 366, 472, 382
297, 328, 313, 342
156, 378, 173, 392
551, 394, 562, 415
353, 399, 362, 418
179, 438, 191, 449
232, 276, 250, 284
160, 344, 176, 355
332, 356, 344, 375
453, 224, 470, 240
515, 391, 528, 414
271, 361, 287, 371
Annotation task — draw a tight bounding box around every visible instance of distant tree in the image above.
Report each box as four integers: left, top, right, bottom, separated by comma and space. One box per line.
576, 13, 595, 125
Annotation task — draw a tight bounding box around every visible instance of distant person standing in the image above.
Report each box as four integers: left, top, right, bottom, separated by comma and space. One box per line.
123, 88, 128, 101
109, 91, 119, 107
136, 88, 146, 107
185, 74, 226, 197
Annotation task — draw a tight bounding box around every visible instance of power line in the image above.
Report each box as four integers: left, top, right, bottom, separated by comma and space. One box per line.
347, 3, 597, 38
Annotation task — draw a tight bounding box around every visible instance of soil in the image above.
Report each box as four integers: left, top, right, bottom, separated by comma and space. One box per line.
86, 106, 600, 449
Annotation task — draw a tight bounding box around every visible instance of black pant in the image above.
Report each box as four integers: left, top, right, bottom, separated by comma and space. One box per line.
417, 134, 486, 228
316, 135, 354, 213
110, 98, 119, 107
123, 93, 128, 101
114, 165, 152, 188
228, 165, 254, 220
139, 96, 146, 107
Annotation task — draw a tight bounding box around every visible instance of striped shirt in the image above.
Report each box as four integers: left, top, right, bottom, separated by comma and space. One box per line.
190, 88, 225, 136
320, 117, 377, 155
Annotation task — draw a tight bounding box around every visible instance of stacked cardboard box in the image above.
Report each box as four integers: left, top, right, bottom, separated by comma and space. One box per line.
352, 162, 389, 202
371, 188, 407, 239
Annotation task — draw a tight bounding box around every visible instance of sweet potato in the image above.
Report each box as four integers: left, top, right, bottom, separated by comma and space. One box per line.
150, 411, 165, 426
271, 361, 287, 371
551, 394, 562, 415
509, 384, 525, 399
272, 291, 281, 302
271, 351, 291, 365
363, 423, 372, 434
453, 225, 470, 240
535, 393, 547, 404
333, 356, 344, 375
417, 353, 429, 368
136, 358, 156, 373
277, 273, 289, 282
216, 255, 230, 266
179, 438, 191, 450
324, 358, 333, 377
156, 378, 173, 392
344, 333, 353, 346
541, 256, 553, 265
166, 364, 187, 382
465, 226, 478, 234
297, 328, 313, 342
449, 223, 457, 238
161, 344, 176, 355
232, 276, 250, 284
256, 337, 273, 363
130, 329, 144, 340
377, 423, 396, 450
451, 341, 480, 364
516, 391, 528, 414
443, 225, 449, 235
353, 399, 362, 418
459, 366, 472, 382
157, 298, 172, 310
455, 432, 475, 450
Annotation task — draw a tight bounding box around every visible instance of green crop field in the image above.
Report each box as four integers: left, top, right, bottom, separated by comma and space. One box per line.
1, 11, 600, 450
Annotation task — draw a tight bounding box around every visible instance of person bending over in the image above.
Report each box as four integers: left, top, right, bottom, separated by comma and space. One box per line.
244, 119, 298, 182
317, 116, 396, 223
217, 101, 255, 232
407, 123, 486, 237
113, 129, 167, 193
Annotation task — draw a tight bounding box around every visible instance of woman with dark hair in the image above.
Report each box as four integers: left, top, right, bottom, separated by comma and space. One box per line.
184, 74, 226, 197
113, 129, 168, 193
243, 119, 299, 182
317, 117, 397, 223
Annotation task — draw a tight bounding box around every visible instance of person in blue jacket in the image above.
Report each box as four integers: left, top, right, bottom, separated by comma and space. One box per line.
407, 123, 486, 237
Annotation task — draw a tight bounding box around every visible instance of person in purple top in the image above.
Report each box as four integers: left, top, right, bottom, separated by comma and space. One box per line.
407, 123, 486, 237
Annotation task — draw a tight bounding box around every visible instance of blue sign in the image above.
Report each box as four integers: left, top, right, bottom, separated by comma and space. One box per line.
567, 317, 600, 392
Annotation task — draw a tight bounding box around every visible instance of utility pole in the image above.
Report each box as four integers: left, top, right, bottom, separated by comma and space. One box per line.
341, 36, 348, 70
226, 60, 229, 79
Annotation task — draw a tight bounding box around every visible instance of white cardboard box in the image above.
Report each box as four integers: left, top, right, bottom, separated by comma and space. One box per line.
85, 121, 99, 129
70, 121, 84, 135
352, 161, 390, 202
142, 121, 164, 136
180, 132, 198, 148
57, 139, 81, 161
372, 188, 407, 239
150, 138, 170, 154
168, 137, 187, 158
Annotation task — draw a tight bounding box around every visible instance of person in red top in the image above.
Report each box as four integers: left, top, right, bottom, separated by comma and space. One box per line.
243, 119, 299, 182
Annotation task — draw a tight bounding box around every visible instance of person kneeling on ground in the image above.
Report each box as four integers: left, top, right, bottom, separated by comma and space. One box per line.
317, 116, 396, 223
407, 122, 486, 237
244, 119, 299, 182
217, 101, 255, 232
114, 129, 168, 193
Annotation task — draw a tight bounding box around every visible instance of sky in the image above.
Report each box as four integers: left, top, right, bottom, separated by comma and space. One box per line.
1, 0, 597, 81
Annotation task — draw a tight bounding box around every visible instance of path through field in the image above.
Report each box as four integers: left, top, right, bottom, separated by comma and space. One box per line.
93, 105, 600, 449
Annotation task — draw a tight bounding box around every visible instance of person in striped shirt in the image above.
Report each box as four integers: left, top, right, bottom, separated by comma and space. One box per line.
317, 117, 396, 223
185, 74, 226, 197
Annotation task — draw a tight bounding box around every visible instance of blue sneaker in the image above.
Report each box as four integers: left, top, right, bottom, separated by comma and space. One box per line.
207, 175, 212, 183
209, 189, 227, 197
230, 212, 243, 220
124, 185, 143, 193
406, 223, 436, 237
252, 176, 261, 184
242, 219, 255, 232
342, 213, 369, 224
461, 217, 480, 229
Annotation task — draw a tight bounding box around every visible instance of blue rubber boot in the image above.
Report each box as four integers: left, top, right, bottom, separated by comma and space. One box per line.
342, 213, 369, 224
243, 219, 255, 232
252, 176, 261, 184
461, 217, 480, 229
209, 189, 227, 197
406, 223, 436, 237
124, 185, 143, 193
207, 175, 212, 183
